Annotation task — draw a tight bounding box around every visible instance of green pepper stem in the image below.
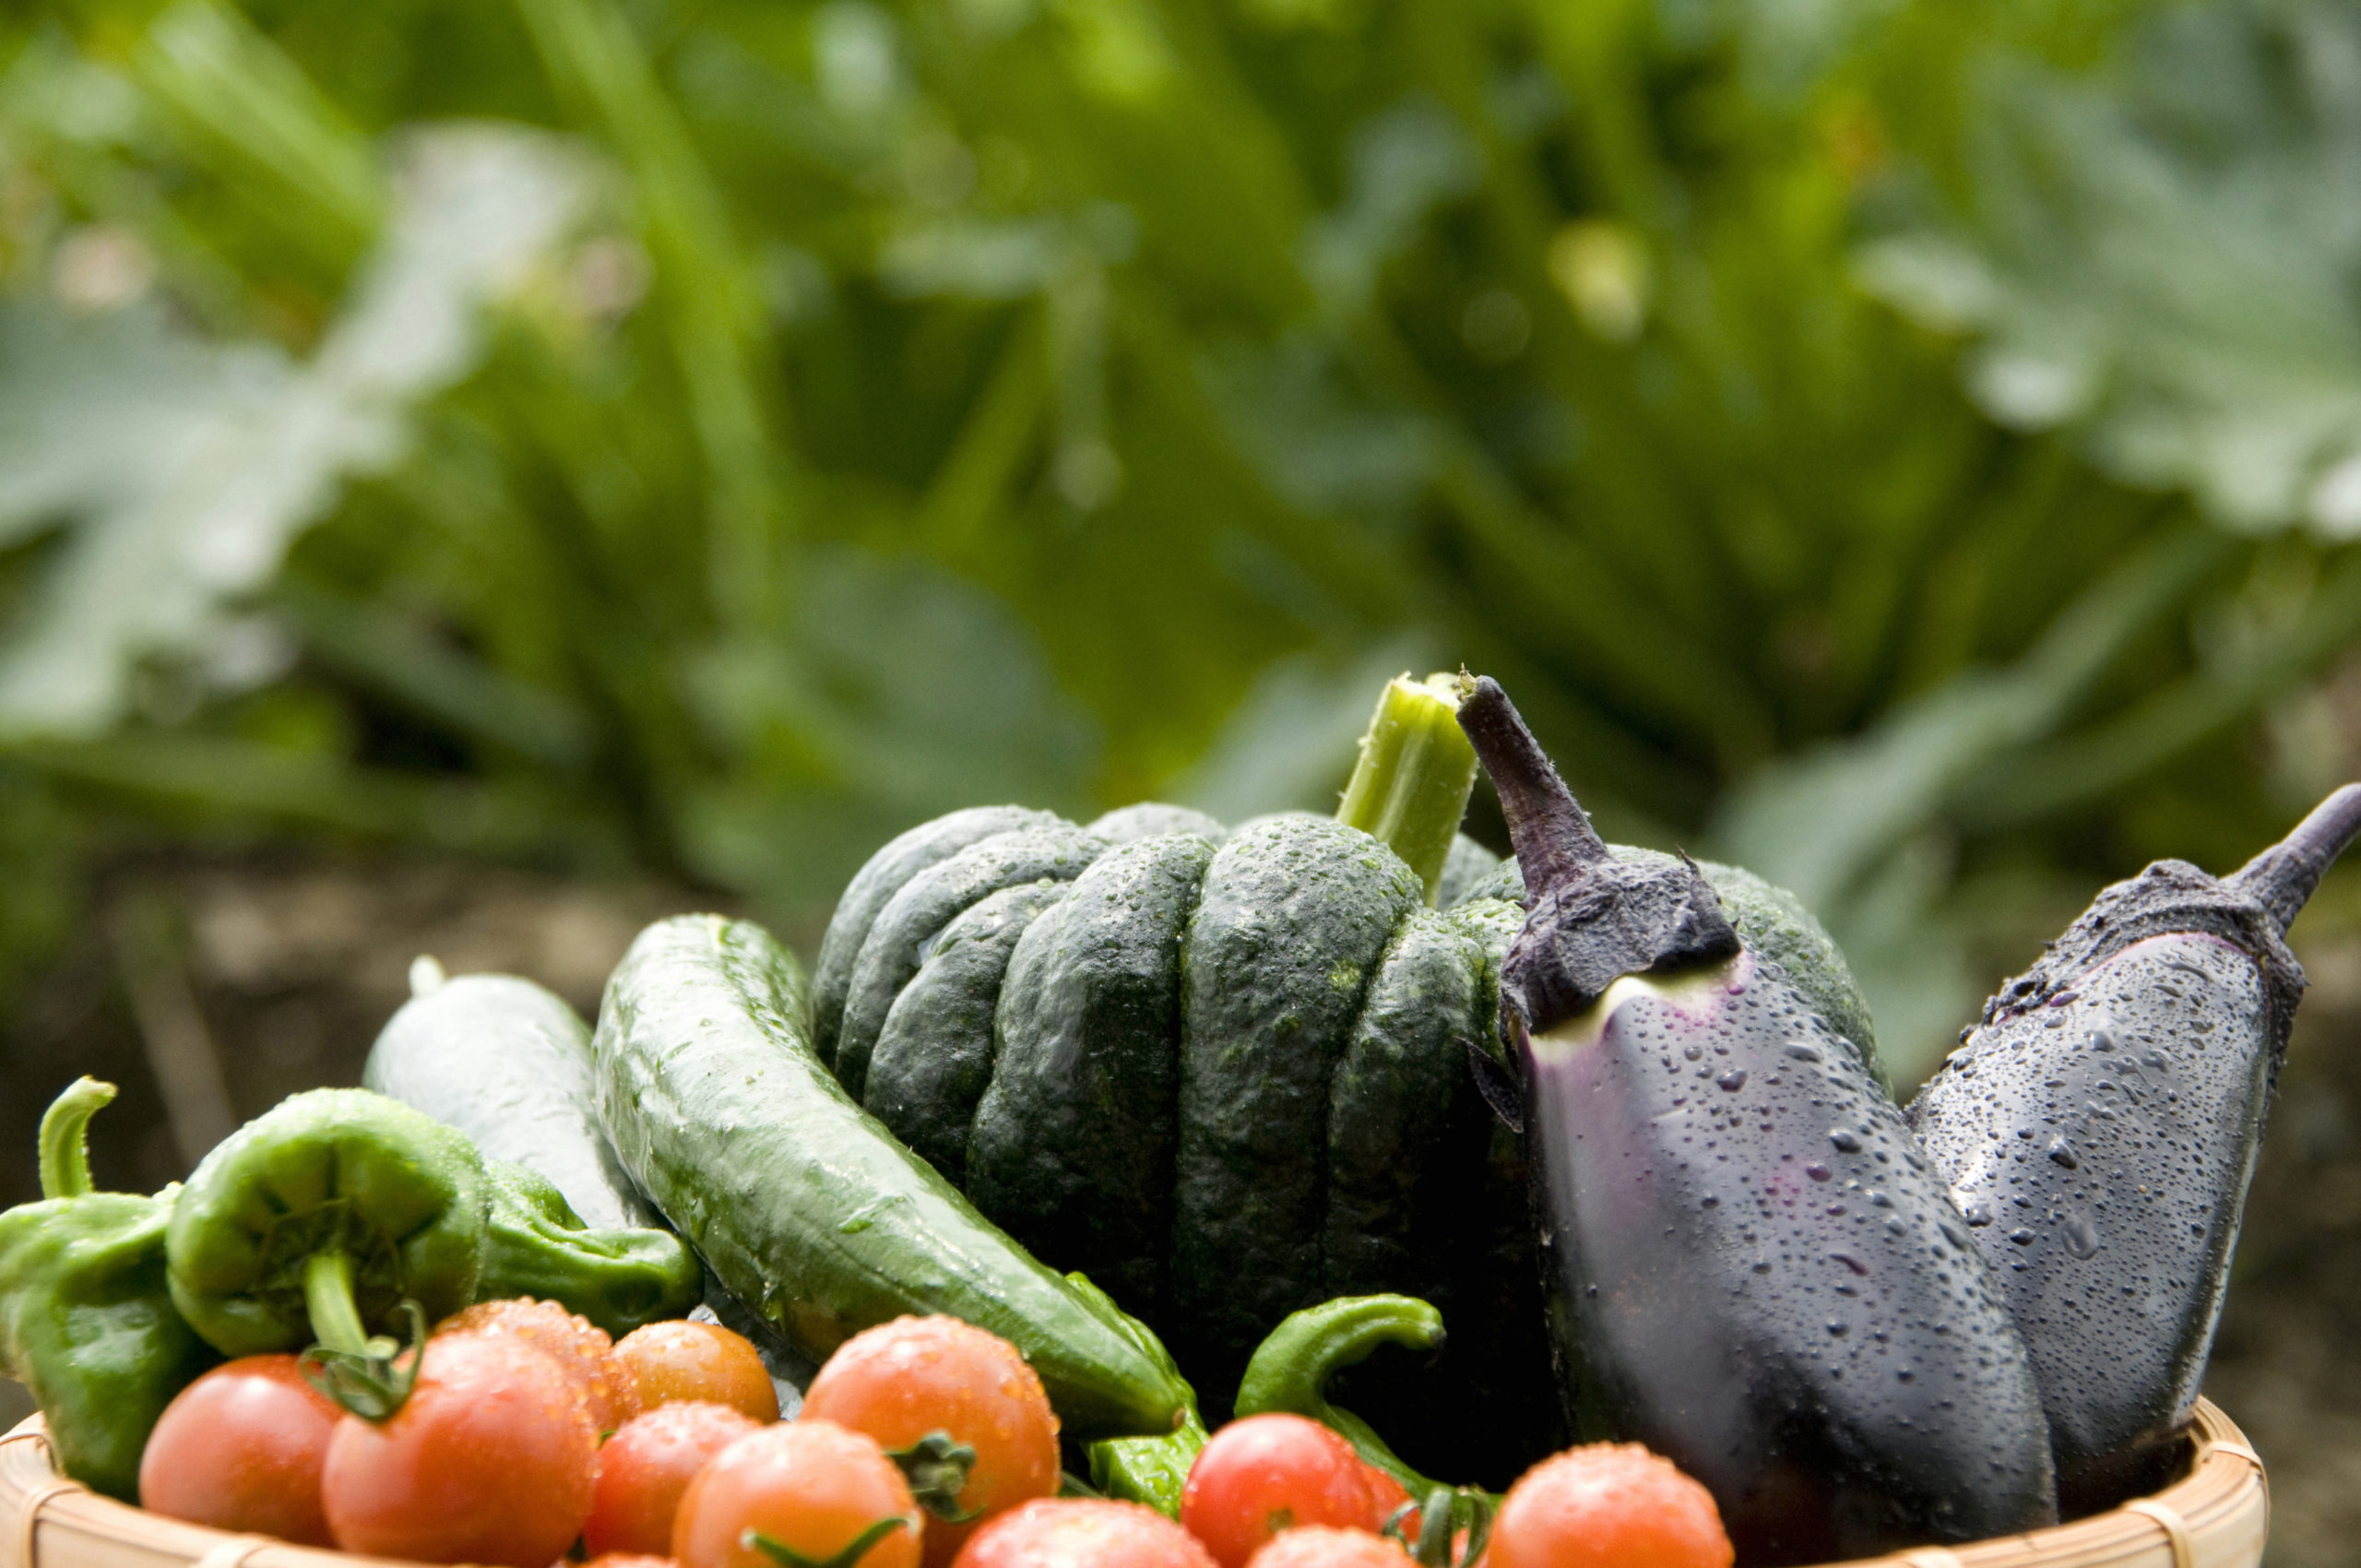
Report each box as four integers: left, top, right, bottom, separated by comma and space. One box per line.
37, 1078, 118, 1201
1336, 673, 1480, 904
1235, 1293, 1461, 1500
303, 1249, 374, 1358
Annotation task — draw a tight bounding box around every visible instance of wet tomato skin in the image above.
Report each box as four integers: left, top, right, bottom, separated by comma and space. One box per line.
949, 1497, 1218, 1568
138, 1355, 340, 1546
617, 1320, 778, 1422
672, 1419, 919, 1568
437, 1297, 637, 1432
1245, 1526, 1417, 1567
587, 1400, 765, 1557
1486, 1443, 1732, 1568
320, 1331, 599, 1567
1181, 1415, 1376, 1568
802, 1315, 1060, 1567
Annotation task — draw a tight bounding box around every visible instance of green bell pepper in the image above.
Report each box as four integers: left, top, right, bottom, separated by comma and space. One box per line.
165, 1087, 488, 1414
0, 1079, 218, 1500
478, 1158, 701, 1338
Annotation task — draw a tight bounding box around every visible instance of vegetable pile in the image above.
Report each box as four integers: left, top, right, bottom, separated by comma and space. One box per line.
1, 671, 2349, 1568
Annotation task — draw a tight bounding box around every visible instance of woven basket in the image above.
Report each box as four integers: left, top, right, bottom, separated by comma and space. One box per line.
0, 1400, 2267, 1568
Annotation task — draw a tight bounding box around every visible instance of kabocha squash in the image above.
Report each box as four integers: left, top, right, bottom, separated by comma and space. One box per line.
807, 675, 1881, 1485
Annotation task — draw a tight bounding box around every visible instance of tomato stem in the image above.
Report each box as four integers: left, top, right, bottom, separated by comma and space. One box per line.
885, 1431, 981, 1522
741, 1518, 913, 1568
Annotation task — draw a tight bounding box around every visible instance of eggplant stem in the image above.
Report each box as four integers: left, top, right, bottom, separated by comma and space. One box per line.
36, 1077, 116, 1202
2231, 782, 2361, 934
1455, 676, 1607, 893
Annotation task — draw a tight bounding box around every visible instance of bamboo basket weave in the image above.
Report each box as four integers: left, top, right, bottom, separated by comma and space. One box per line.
0, 1400, 2266, 1568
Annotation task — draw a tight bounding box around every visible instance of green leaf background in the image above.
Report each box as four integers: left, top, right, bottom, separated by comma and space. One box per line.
5, 0, 2361, 1082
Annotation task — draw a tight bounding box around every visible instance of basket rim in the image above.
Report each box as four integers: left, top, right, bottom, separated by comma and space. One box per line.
1, 1398, 2266, 1568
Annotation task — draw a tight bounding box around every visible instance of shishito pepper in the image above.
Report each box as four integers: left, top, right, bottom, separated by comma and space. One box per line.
476, 1157, 702, 1339
0, 1079, 218, 1500
165, 1087, 488, 1414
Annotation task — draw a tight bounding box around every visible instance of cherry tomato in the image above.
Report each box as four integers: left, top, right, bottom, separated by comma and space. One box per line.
802, 1315, 1060, 1567
949, 1498, 1218, 1568
1181, 1415, 1375, 1568
1486, 1444, 1732, 1568
587, 1401, 765, 1557
321, 1330, 598, 1567
438, 1297, 637, 1431
1360, 1466, 1418, 1538
583, 1556, 679, 1568
1246, 1526, 1417, 1567
137, 1354, 339, 1546
617, 1319, 779, 1422
672, 1420, 919, 1568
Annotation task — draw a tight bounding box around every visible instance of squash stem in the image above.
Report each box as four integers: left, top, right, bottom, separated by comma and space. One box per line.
1336, 672, 1481, 903
36, 1077, 117, 1201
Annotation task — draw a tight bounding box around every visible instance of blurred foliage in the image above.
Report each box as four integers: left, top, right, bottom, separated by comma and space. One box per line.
4, 0, 2361, 1079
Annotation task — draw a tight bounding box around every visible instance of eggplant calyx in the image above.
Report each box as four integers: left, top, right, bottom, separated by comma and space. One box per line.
1457, 676, 1738, 1034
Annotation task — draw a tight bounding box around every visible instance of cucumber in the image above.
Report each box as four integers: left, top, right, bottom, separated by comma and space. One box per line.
363, 967, 660, 1232
592, 913, 1192, 1441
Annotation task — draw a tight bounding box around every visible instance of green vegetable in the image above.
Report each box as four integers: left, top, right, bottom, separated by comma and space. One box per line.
363, 966, 664, 1231
0, 1080, 218, 1500
1233, 1294, 1453, 1500
590, 912, 1192, 1442
1335, 673, 1481, 903
1073, 1274, 1205, 1519
477, 1158, 702, 1339
165, 1087, 487, 1416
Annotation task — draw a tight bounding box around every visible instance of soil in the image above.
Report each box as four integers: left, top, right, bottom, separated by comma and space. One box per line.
3, 849, 2357, 1565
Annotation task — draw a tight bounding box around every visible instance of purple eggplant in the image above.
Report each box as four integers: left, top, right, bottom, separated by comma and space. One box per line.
1908, 783, 2361, 1508
1458, 678, 2057, 1565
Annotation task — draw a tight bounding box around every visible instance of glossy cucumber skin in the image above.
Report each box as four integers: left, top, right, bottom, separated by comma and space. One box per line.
363, 972, 659, 1231
1910, 932, 2275, 1500
1527, 951, 2055, 1563
592, 914, 1189, 1441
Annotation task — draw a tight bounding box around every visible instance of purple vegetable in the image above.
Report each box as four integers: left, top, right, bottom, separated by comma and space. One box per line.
1459, 677, 2057, 1564
1909, 784, 2361, 1508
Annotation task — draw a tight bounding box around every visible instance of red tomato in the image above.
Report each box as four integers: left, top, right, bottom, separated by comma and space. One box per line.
137, 1354, 340, 1546
949, 1497, 1218, 1568
802, 1315, 1061, 1567
1486, 1444, 1732, 1568
617, 1319, 779, 1422
320, 1330, 598, 1567
1246, 1526, 1417, 1567
583, 1557, 679, 1568
437, 1296, 638, 1432
1360, 1466, 1418, 1538
587, 1400, 765, 1557
672, 1420, 919, 1568
1181, 1415, 1376, 1568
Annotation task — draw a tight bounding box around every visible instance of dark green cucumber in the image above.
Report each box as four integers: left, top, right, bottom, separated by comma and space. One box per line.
834, 824, 1108, 1101
363, 968, 660, 1231
968, 832, 1219, 1319
1172, 815, 1424, 1402
813, 805, 1065, 1069
593, 914, 1189, 1441
865, 880, 1074, 1184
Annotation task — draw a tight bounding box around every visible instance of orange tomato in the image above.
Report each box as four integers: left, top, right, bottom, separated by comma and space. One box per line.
802, 1315, 1060, 1567
949, 1498, 1218, 1568
436, 1297, 637, 1431
672, 1420, 919, 1568
1485, 1444, 1732, 1568
1245, 1526, 1417, 1567
321, 1330, 598, 1567
587, 1400, 765, 1556
138, 1355, 340, 1546
617, 1319, 779, 1422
